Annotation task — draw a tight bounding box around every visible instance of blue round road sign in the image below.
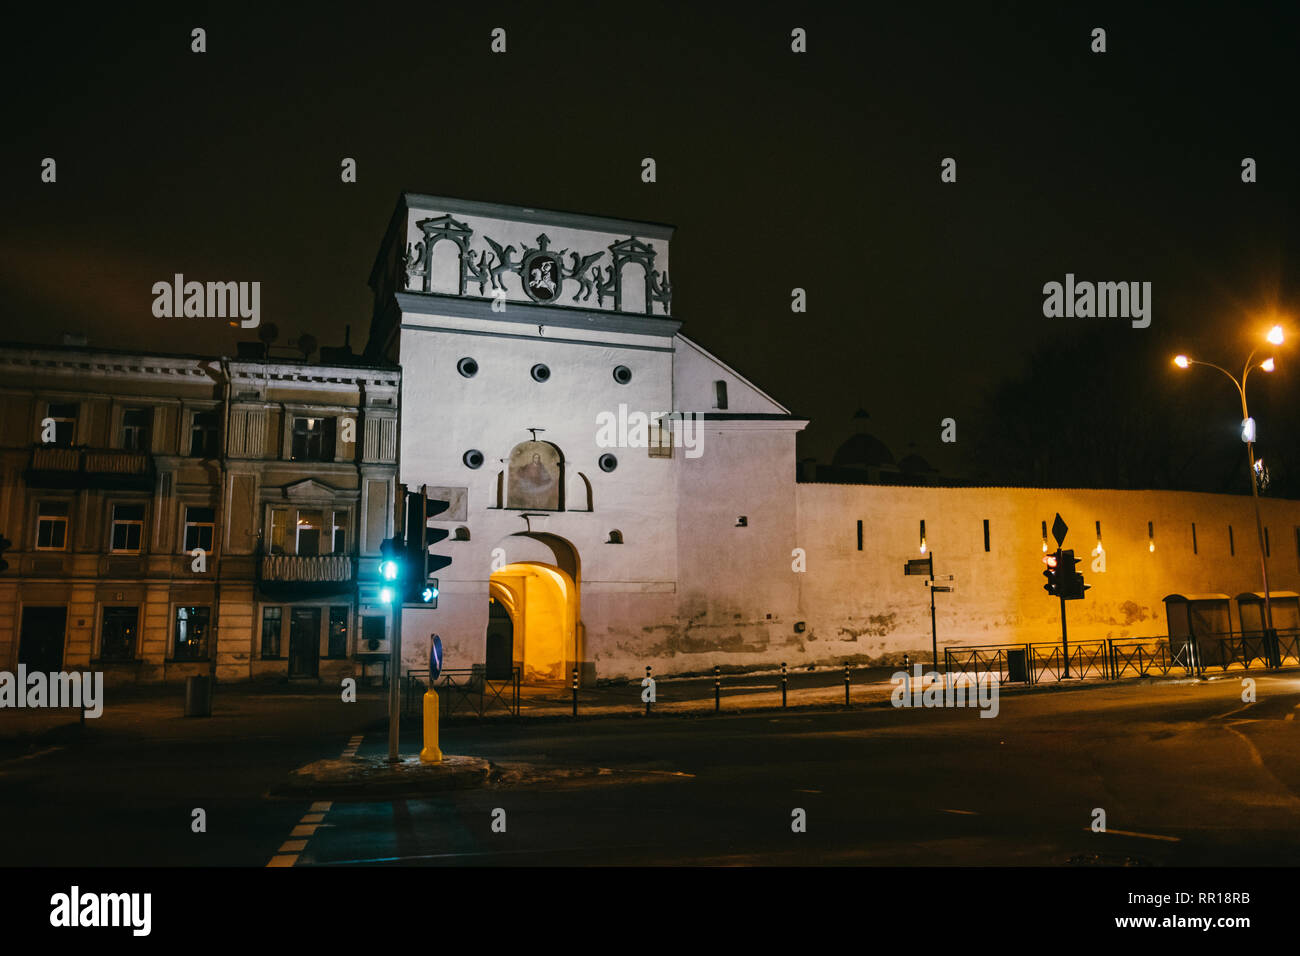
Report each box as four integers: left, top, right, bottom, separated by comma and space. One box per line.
429, 634, 443, 681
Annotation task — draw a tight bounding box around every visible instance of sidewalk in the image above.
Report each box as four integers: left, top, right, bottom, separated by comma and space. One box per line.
0, 681, 388, 754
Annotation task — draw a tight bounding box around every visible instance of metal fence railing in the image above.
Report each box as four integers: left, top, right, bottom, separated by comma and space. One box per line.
402, 666, 520, 718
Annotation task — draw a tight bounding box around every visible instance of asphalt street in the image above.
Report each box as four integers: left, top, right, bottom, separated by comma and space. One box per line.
3, 673, 1299, 866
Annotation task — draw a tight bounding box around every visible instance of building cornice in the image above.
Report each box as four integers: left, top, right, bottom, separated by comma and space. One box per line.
396, 292, 681, 339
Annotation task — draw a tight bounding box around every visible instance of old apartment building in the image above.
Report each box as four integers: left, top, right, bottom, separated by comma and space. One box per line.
0, 343, 401, 685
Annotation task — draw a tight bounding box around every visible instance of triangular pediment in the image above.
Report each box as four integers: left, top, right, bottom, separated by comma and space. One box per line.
281, 478, 339, 501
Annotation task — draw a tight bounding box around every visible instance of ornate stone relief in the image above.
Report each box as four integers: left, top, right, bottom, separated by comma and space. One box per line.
402, 219, 671, 315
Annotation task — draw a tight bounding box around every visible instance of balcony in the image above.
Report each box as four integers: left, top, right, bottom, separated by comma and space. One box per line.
26, 445, 154, 491
258, 553, 354, 596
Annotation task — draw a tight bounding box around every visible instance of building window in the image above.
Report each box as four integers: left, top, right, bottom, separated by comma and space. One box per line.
174, 605, 211, 660
328, 606, 349, 658
190, 411, 221, 457
648, 417, 672, 458
919, 519, 927, 554
100, 606, 139, 662
261, 607, 282, 659
713, 381, 728, 410
1265, 527, 1271, 558
983, 519, 990, 552
1229, 525, 1235, 556
36, 501, 69, 550
857, 519, 863, 551
270, 508, 287, 554
183, 506, 215, 553
296, 510, 324, 556
120, 407, 152, 451
110, 504, 145, 553
291, 417, 336, 461
269, 507, 347, 555
44, 402, 78, 446
1192, 522, 1198, 555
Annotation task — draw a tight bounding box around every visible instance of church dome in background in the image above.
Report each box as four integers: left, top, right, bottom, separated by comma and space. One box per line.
832, 432, 895, 468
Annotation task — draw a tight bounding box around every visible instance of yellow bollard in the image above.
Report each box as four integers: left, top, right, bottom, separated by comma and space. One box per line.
419, 688, 443, 764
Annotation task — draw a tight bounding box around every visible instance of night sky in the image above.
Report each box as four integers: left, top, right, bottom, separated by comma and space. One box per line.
3, 1, 1298, 481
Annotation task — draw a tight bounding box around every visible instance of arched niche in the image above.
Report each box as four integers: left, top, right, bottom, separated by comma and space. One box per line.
429, 239, 462, 294
607, 236, 658, 313
507, 440, 564, 511
406, 214, 473, 294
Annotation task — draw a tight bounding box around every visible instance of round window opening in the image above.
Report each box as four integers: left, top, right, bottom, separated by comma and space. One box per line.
531, 363, 551, 382
613, 365, 632, 385
463, 449, 485, 469
598, 453, 618, 473
457, 357, 478, 378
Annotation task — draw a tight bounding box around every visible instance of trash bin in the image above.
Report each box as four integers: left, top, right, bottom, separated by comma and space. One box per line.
185, 675, 212, 717
1006, 648, 1029, 683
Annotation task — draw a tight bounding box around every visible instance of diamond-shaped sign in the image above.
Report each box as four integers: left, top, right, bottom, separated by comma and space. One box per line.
1051, 513, 1068, 547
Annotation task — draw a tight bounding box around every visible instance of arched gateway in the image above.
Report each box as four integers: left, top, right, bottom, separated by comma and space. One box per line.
487, 533, 582, 685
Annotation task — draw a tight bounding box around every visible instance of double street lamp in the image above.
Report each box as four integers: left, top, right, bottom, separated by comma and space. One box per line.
1173, 324, 1284, 638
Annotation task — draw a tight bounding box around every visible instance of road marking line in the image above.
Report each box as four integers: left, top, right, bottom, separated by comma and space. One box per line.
300, 813, 325, 823
309, 801, 332, 812
266, 855, 299, 867
940, 808, 978, 815
291, 824, 320, 837
795, 788, 822, 794
1088, 827, 1180, 842
278, 840, 308, 853
1214, 703, 1255, 720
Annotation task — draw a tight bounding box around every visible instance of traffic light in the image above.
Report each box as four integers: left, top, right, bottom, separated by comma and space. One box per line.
0, 534, 10, 574
404, 488, 452, 605
1042, 549, 1060, 596
379, 536, 404, 604
1057, 549, 1091, 600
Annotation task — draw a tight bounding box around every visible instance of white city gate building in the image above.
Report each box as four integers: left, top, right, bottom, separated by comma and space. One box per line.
367, 194, 807, 684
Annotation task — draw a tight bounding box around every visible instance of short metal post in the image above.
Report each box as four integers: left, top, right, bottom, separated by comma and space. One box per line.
844, 664, 851, 707
781, 661, 788, 708
645, 665, 652, 716
572, 666, 578, 717
714, 665, 720, 712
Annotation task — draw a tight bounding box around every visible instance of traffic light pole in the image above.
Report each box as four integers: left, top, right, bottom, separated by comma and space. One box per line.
1059, 590, 1070, 678
929, 552, 939, 674
388, 485, 406, 764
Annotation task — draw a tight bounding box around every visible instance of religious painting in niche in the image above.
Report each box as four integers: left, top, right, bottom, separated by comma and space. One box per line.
507, 441, 563, 510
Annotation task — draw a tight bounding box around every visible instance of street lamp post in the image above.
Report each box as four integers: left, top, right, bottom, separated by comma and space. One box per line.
1174, 324, 1283, 644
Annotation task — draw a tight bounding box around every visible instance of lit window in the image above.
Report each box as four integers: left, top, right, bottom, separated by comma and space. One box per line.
291, 417, 336, 461
174, 605, 211, 660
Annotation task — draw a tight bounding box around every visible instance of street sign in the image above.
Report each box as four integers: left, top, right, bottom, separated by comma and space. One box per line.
1051, 513, 1068, 547
931, 586, 953, 593
904, 558, 933, 576
429, 634, 443, 681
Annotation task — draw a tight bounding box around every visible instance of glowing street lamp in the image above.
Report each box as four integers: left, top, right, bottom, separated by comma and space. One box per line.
1172, 324, 1286, 640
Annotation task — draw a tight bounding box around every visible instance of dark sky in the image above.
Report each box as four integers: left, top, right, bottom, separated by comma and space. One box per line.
3, 1, 1298, 475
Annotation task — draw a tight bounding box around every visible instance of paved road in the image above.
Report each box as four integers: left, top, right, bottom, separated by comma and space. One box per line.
3, 673, 1299, 866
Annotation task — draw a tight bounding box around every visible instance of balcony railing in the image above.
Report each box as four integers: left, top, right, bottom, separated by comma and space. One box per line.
259, 553, 354, 587
26, 445, 153, 490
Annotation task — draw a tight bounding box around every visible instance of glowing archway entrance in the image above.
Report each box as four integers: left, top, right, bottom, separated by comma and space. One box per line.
487, 533, 582, 685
